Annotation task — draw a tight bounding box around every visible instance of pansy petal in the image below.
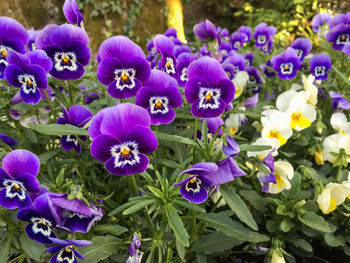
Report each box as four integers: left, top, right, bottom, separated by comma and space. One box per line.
191, 98, 226, 118
2, 149, 40, 177
16, 173, 40, 192
90, 134, 120, 162
25, 223, 55, 244
105, 153, 149, 176
0, 188, 31, 209
68, 105, 93, 127
148, 106, 176, 125
123, 125, 157, 154
180, 183, 208, 204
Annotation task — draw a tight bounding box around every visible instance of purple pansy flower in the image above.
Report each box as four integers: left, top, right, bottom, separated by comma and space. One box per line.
127, 235, 143, 263
329, 91, 350, 110
271, 47, 301, 80
57, 105, 92, 154
215, 157, 246, 182
47, 238, 92, 263
238, 26, 252, 43
17, 193, 59, 244
256, 151, 276, 192
27, 28, 41, 51
97, 36, 150, 99
326, 21, 350, 50
246, 66, 263, 93
201, 117, 224, 135
0, 17, 29, 78
260, 59, 275, 79
222, 63, 235, 81
220, 28, 230, 41
223, 52, 245, 76
89, 103, 158, 176
0, 150, 40, 210
309, 54, 332, 80
244, 53, 254, 66
0, 133, 18, 146
185, 57, 235, 118
36, 24, 90, 80
63, 0, 84, 28
176, 52, 197, 87
312, 13, 332, 32
174, 162, 218, 204
328, 13, 350, 30
219, 41, 232, 59
254, 23, 276, 48
135, 70, 182, 125
222, 136, 240, 157
153, 34, 177, 78
4, 50, 52, 104
174, 45, 191, 58
193, 19, 221, 44
259, 38, 274, 54
164, 27, 182, 45
291, 38, 312, 61
230, 32, 246, 51
244, 93, 259, 108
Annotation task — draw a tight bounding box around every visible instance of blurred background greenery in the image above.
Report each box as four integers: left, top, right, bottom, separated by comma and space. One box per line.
0, 0, 348, 54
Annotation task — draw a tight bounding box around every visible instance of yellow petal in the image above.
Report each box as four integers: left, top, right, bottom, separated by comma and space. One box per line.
324, 196, 337, 214
291, 113, 311, 130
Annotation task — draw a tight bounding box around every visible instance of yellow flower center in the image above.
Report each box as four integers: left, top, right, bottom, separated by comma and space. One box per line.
1, 50, 7, 57
166, 61, 172, 68
229, 127, 236, 134
121, 73, 128, 82
27, 80, 32, 86
155, 101, 162, 108
189, 178, 196, 183
284, 65, 289, 71
318, 68, 322, 73
39, 218, 46, 225
340, 129, 348, 136
13, 183, 21, 190
275, 173, 285, 188
65, 248, 72, 253
62, 56, 69, 63
342, 35, 346, 41
267, 129, 287, 146
122, 149, 130, 157
290, 112, 311, 130
205, 92, 213, 101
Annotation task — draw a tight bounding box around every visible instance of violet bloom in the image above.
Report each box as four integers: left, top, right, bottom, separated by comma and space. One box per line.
256, 152, 276, 192
260, 60, 275, 79
63, 0, 84, 28
222, 63, 235, 81
153, 34, 177, 78
215, 157, 246, 182
164, 27, 182, 45
174, 163, 218, 204
201, 117, 224, 135
271, 47, 301, 80
219, 41, 232, 59
223, 52, 245, 76
0, 150, 40, 209
343, 42, 350, 58
193, 19, 221, 44
244, 93, 259, 108
4, 50, 52, 104
254, 23, 276, 48
246, 66, 263, 93
244, 53, 254, 66
56, 105, 92, 154
230, 32, 246, 51
312, 13, 332, 32
36, 24, 90, 80
326, 18, 350, 50
291, 38, 312, 61
135, 70, 182, 125
329, 91, 350, 110
48, 193, 103, 233
176, 52, 197, 88
0, 17, 29, 78
174, 45, 191, 58
97, 36, 150, 99
220, 28, 230, 41
47, 238, 91, 263
127, 235, 143, 263
309, 54, 332, 80
0, 133, 18, 146
17, 193, 59, 244
328, 13, 350, 30
185, 57, 235, 118
27, 28, 41, 51
238, 26, 252, 43
259, 38, 273, 54
89, 103, 158, 176
222, 136, 240, 157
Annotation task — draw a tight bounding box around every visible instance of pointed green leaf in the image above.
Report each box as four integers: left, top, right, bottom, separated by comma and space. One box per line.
165, 203, 190, 247
122, 199, 154, 215
299, 212, 330, 233
28, 123, 89, 136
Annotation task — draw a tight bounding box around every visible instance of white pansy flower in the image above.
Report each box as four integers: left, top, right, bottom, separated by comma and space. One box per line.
225, 111, 247, 134
317, 183, 346, 214
330, 112, 350, 135
323, 134, 350, 164
247, 137, 280, 158
233, 71, 249, 99
268, 160, 294, 194
302, 75, 318, 106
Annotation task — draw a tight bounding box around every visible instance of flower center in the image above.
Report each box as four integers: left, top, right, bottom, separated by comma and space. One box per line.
284, 65, 289, 71
54, 52, 78, 72
62, 56, 69, 64
199, 87, 221, 110
189, 178, 196, 183
291, 112, 301, 122
114, 69, 136, 91
280, 63, 293, 74
111, 142, 140, 168
1, 50, 7, 57
3, 179, 27, 200
274, 172, 285, 188
267, 129, 287, 146
66, 248, 72, 253
121, 73, 129, 82
13, 183, 21, 190
121, 148, 131, 157
165, 57, 176, 75
229, 127, 236, 134
185, 177, 202, 193
155, 101, 162, 108
149, 96, 169, 114
205, 92, 213, 101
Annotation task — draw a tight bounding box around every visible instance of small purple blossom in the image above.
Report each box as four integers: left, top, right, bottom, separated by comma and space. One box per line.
246, 66, 263, 93
201, 117, 224, 135
153, 34, 177, 78
244, 53, 254, 66
222, 136, 240, 157
326, 21, 350, 50
57, 105, 93, 154
256, 151, 276, 193
244, 93, 259, 108
185, 57, 235, 118
47, 238, 92, 263
89, 103, 158, 176
238, 26, 252, 43
0, 149, 40, 210
97, 36, 150, 99
230, 32, 246, 51
223, 52, 245, 76
176, 52, 197, 87
309, 54, 332, 80
312, 13, 332, 32
291, 38, 312, 61
253, 23, 276, 48
135, 70, 182, 125
127, 235, 143, 263
63, 0, 84, 28
164, 27, 182, 45
193, 19, 221, 44
27, 28, 41, 51
329, 91, 350, 110
271, 47, 301, 80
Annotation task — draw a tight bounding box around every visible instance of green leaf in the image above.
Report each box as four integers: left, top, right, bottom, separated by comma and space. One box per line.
299, 212, 330, 233
176, 239, 185, 259
192, 232, 244, 255
289, 238, 313, 253
196, 253, 207, 263
239, 144, 272, 152
122, 199, 154, 215
93, 224, 128, 236
220, 185, 258, 230
165, 203, 190, 247
19, 233, 47, 261
28, 123, 89, 136
173, 200, 206, 213
239, 190, 268, 212
333, 66, 350, 87
0, 231, 12, 263
280, 218, 294, 233
56, 168, 65, 187
150, 158, 180, 169
12, 101, 47, 111
196, 213, 269, 243
23, 127, 38, 143
39, 150, 59, 163
155, 132, 197, 147
325, 233, 346, 247
78, 236, 121, 263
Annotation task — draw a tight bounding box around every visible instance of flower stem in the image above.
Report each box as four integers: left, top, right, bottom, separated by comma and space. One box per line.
192, 118, 198, 156
336, 163, 343, 183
